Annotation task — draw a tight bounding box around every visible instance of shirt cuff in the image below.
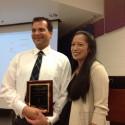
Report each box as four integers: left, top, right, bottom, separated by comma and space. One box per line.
47, 112, 59, 125
13, 100, 26, 118
92, 112, 106, 124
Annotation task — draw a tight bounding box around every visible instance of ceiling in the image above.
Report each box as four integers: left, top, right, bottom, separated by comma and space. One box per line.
0, 0, 101, 38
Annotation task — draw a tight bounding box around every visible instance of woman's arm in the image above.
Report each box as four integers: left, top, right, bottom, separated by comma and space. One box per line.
90, 62, 109, 124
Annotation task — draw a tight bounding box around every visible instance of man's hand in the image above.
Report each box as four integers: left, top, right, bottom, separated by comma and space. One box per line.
22, 106, 38, 120
25, 108, 48, 125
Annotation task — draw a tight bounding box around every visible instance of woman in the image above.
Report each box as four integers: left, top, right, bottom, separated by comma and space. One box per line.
60, 31, 109, 125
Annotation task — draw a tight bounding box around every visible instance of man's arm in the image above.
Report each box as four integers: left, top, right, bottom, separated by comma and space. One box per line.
48, 57, 71, 124
0, 56, 39, 119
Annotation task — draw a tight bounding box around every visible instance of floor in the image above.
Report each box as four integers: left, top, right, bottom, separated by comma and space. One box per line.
0, 117, 12, 125
0, 109, 12, 125
0, 109, 125, 125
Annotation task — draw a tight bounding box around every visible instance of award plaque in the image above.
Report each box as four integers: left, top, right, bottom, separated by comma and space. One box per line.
26, 80, 53, 116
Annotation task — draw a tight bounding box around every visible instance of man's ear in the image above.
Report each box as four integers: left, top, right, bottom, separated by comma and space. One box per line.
50, 32, 53, 38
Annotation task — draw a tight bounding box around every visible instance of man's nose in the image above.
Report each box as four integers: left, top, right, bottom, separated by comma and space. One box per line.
35, 30, 40, 35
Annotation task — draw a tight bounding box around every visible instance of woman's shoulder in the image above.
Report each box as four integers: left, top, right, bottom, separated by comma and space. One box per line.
91, 61, 106, 72
90, 60, 108, 77
91, 60, 99, 67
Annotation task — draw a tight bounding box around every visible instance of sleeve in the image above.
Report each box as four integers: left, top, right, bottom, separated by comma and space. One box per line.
0, 56, 26, 118
90, 62, 109, 125
48, 57, 71, 124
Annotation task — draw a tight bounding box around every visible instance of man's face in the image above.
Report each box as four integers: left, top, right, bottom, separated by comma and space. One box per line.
32, 20, 52, 50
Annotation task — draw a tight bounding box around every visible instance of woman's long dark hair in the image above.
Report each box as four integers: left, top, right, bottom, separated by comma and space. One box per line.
69, 31, 96, 102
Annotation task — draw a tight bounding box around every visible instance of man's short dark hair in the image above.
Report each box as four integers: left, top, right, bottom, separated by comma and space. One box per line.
32, 17, 53, 32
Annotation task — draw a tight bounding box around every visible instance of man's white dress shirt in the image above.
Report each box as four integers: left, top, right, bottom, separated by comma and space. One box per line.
0, 45, 71, 124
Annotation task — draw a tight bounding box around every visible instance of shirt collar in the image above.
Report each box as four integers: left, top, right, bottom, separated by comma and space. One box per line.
33, 45, 51, 56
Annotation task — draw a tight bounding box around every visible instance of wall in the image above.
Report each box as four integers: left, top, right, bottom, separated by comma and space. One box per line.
96, 26, 125, 76
105, 0, 125, 33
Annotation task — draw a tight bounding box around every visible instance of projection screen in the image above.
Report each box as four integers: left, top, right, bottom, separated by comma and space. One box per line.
0, 20, 58, 109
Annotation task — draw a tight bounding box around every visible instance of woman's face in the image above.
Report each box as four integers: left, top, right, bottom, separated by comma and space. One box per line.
71, 34, 90, 65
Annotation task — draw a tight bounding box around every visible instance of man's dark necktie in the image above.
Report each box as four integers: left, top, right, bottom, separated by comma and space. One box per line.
30, 51, 43, 80
20, 51, 43, 125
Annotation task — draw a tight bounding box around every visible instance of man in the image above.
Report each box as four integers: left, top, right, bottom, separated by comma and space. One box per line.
0, 17, 71, 125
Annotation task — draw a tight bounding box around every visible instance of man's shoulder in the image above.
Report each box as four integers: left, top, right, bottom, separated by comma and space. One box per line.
51, 50, 66, 57
13, 49, 33, 59
17, 49, 33, 55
